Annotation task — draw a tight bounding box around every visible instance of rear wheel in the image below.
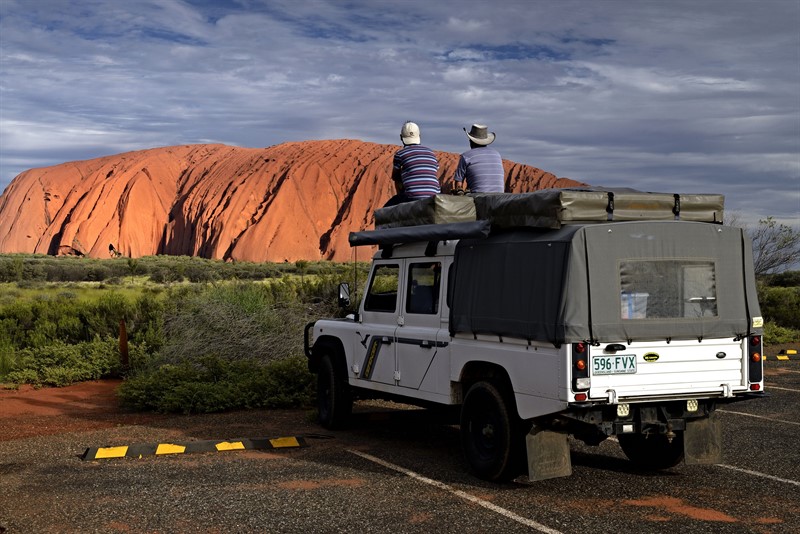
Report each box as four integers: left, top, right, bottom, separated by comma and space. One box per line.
460, 380, 524, 481
618, 432, 684, 469
317, 353, 352, 429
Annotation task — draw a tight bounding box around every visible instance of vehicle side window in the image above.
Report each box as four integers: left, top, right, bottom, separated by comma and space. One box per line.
364, 264, 400, 312
406, 262, 441, 315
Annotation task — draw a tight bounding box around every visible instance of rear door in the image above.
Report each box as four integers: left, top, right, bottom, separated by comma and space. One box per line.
396, 261, 446, 389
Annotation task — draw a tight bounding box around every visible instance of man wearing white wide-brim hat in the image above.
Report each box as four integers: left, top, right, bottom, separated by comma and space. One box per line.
452, 124, 505, 193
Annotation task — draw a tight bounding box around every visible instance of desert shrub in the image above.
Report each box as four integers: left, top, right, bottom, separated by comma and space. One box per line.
148, 265, 184, 284
5, 337, 121, 386
759, 286, 800, 330
118, 279, 335, 413
130, 292, 166, 351
184, 263, 216, 283
117, 355, 315, 413
80, 292, 135, 339
0, 337, 14, 376
764, 270, 800, 288
159, 282, 300, 364
0, 257, 24, 282
44, 262, 86, 282
763, 322, 800, 344
0, 288, 163, 356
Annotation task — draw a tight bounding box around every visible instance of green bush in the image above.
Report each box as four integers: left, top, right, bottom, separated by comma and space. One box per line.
763, 321, 800, 344
764, 270, 800, 288
158, 281, 337, 365
5, 337, 121, 387
118, 355, 315, 413
759, 286, 800, 330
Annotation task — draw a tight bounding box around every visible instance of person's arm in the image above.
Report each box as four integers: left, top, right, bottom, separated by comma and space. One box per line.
453, 155, 467, 191
391, 165, 404, 193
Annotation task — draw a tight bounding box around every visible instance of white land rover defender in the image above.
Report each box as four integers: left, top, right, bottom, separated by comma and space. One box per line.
303, 189, 765, 482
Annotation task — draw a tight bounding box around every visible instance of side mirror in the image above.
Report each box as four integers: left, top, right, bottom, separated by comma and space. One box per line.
338, 282, 351, 308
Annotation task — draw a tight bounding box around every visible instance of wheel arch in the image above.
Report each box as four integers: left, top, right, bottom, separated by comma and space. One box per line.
310, 335, 347, 375
458, 361, 515, 401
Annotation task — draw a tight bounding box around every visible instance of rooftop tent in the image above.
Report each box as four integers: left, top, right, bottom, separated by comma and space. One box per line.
449, 221, 761, 345
369, 188, 725, 233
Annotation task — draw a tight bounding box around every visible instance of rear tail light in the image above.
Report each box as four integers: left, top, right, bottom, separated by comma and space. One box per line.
572, 342, 590, 393
747, 334, 763, 384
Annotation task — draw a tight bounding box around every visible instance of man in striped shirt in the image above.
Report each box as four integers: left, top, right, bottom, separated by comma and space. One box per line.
453, 124, 505, 193
385, 121, 440, 206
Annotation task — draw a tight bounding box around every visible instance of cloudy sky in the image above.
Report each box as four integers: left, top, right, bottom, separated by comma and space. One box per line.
1, 0, 798, 226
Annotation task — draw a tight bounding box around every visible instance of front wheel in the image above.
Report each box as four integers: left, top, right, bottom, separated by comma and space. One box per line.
460, 380, 523, 482
618, 432, 684, 470
317, 354, 352, 429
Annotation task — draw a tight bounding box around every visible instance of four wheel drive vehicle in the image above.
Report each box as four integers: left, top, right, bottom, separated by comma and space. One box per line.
303, 189, 765, 482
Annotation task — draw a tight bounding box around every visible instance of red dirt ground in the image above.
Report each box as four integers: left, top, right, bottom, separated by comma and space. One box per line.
0, 379, 162, 442
1, 342, 794, 441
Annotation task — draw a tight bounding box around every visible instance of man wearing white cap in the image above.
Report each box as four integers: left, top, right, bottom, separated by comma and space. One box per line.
385, 121, 440, 207
452, 124, 505, 193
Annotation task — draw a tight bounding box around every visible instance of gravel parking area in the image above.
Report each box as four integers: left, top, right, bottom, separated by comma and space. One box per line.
1, 358, 798, 533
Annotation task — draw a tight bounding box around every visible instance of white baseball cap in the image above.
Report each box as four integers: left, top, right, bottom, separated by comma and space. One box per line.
400, 121, 421, 145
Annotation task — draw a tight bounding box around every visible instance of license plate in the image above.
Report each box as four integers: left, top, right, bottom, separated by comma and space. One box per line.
592, 354, 637, 375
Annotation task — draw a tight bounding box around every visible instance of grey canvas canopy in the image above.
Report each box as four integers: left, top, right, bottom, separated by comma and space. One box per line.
449, 221, 761, 345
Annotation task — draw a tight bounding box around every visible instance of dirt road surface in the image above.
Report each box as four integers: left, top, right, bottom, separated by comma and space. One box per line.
1, 359, 798, 533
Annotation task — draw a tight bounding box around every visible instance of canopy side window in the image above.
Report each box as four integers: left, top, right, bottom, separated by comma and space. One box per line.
619, 259, 718, 319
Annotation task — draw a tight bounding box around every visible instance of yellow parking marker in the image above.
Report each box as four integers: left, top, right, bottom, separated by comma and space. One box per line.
155, 443, 187, 455
94, 446, 129, 459
81, 436, 310, 460
269, 437, 300, 448
215, 441, 246, 451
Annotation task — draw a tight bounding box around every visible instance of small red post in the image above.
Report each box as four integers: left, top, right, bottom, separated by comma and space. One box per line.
119, 319, 129, 371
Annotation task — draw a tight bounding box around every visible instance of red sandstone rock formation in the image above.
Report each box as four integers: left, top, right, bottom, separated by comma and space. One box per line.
0, 140, 583, 262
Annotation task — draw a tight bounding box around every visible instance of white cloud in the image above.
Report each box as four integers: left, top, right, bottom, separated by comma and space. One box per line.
0, 0, 797, 227
445, 17, 486, 32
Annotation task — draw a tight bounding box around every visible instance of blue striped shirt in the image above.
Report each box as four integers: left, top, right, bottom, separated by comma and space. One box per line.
393, 145, 440, 198
453, 147, 505, 192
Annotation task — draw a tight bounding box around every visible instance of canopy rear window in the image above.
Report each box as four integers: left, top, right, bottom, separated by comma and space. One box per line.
619, 260, 718, 320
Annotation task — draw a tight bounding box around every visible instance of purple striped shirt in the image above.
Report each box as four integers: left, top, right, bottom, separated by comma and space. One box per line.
453, 147, 505, 192
393, 144, 440, 198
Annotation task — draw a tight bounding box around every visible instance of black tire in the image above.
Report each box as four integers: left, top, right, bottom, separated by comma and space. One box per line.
317, 353, 352, 429
460, 380, 524, 482
618, 432, 684, 470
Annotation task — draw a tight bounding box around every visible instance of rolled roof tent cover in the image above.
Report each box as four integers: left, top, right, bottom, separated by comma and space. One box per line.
368, 188, 724, 234
449, 221, 761, 345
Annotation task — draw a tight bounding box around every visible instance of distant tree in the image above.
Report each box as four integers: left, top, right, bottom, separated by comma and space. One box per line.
748, 217, 800, 276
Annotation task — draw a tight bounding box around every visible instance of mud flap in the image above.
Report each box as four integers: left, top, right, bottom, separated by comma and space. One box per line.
684, 412, 722, 465
526, 426, 572, 481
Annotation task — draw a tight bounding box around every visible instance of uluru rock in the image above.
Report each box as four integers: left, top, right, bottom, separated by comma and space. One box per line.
0, 140, 583, 262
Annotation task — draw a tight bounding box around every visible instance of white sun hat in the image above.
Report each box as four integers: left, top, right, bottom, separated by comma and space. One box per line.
400, 121, 421, 145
